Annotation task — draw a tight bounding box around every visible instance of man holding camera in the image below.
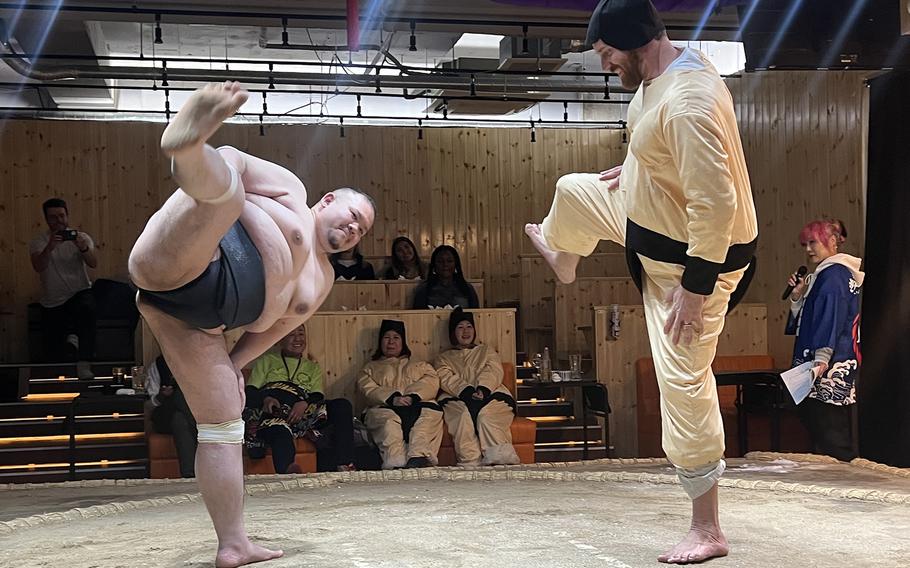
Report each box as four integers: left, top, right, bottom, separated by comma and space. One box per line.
29, 198, 98, 379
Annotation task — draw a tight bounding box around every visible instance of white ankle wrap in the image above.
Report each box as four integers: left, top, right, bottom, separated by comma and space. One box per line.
197, 417, 245, 444
677, 459, 725, 499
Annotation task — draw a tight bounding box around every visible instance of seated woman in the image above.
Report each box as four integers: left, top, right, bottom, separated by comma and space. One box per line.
357, 319, 444, 469
435, 308, 520, 466
146, 354, 197, 478
331, 244, 375, 280
785, 218, 863, 462
245, 324, 356, 473
380, 236, 427, 280
411, 245, 478, 309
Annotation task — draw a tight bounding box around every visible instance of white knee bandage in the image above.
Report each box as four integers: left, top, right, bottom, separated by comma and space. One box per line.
197, 417, 245, 444
198, 161, 241, 205
677, 459, 725, 499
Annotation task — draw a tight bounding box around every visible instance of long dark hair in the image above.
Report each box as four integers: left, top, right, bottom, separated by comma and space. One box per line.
331, 244, 364, 265
387, 236, 426, 279
426, 245, 473, 300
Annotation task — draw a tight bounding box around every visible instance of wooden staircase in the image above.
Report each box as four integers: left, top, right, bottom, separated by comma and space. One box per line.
514, 358, 610, 463
0, 362, 148, 484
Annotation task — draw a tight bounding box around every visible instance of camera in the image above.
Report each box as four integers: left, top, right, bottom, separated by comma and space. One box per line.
57, 229, 78, 241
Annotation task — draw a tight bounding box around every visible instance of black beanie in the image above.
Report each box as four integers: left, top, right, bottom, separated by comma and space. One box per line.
585, 0, 665, 51
448, 307, 475, 345
373, 319, 411, 359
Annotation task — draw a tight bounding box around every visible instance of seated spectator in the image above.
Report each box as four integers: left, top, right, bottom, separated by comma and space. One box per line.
357, 319, 444, 469
29, 197, 98, 378
245, 324, 356, 473
411, 245, 479, 309
380, 236, 427, 280
147, 355, 197, 478
331, 244, 375, 280
435, 308, 520, 466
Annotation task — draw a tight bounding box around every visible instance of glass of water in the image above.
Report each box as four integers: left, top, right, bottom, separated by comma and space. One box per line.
130, 366, 147, 391
568, 354, 582, 379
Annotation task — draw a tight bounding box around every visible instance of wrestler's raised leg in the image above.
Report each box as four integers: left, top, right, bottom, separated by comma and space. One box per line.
658, 483, 728, 564
139, 298, 282, 568
524, 223, 580, 284
129, 83, 248, 291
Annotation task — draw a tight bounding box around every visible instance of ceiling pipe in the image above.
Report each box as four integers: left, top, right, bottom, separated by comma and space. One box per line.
0, 54, 627, 95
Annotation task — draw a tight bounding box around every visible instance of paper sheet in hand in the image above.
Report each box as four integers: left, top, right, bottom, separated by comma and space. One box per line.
779, 361, 815, 404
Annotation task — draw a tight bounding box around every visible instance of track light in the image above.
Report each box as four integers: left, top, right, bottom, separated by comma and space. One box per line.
161, 60, 168, 87
154, 14, 163, 45
418, 118, 423, 140
522, 25, 529, 54
164, 88, 170, 121
262, 92, 268, 115
409, 21, 417, 52
563, 101, 568, 122
604, 76, 610, 100
375, 76, 382, 93
530, 121, 536, 143
470, 74, 476, 96
268, 63, 275, 89
356, 94, 362, 117
259, 114, 265, 136
442, 98, 448, 119
339, 116, 345, 138
621, 121, 628, 143
281, 17, 289, 46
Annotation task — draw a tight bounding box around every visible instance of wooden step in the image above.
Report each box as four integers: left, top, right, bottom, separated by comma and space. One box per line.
534, 424, 605, 443
535, 445, 610, 463
0, 415, 145, 438
0, 440, 147, 466
515, 400, 573, 418
0, 462, 148, 484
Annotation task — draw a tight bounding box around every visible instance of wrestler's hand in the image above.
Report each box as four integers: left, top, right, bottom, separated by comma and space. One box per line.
288, 400, 309, 423
262, 396, 280, 415
598, 165, 622, 191
664, 285, 706, 346
392, 396, 412, 407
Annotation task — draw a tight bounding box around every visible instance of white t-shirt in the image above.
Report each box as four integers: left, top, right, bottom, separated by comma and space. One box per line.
29, 230, 94, 308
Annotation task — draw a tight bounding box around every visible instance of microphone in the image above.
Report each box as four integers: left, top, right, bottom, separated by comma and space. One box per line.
782, 265, 808, 300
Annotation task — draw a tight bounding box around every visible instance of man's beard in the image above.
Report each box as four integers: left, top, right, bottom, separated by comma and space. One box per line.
619, 50, 644, 89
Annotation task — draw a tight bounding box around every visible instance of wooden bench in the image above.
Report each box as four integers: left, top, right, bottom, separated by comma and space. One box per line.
146, 361, 535, 477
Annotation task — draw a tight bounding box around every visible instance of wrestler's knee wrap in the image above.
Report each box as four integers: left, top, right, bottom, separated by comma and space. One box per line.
197, 417, 245, 444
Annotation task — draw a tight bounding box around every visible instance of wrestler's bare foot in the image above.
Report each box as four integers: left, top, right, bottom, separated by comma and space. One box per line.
657, 526, 729, 565
524, 223, 579, 284
215, 540, 283, 568
161, 81, 249, 156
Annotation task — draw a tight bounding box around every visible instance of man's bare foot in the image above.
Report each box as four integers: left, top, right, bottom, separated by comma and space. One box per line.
215, 540, 283, 568
524, 223, 579, 284
161, 81, 249, 156
657, 527, 729, 564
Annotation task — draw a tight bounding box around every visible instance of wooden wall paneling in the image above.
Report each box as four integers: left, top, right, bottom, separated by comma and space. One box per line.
593, 303, 768, 457
554, 276, 641, 359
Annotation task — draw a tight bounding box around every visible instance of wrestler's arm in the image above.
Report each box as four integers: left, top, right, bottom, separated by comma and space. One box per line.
230, 317, 305, 371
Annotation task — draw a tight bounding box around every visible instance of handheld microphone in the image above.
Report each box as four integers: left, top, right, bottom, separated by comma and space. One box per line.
782, 265, 808, 300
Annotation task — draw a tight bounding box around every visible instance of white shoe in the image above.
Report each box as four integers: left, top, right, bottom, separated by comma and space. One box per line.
76, 360, 95, 380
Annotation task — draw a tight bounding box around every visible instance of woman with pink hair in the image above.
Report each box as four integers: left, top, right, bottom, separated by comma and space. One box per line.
785, 219, 863, 461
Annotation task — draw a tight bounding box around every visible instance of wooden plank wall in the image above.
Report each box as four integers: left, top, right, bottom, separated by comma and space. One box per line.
140, 308, 516, 413
518, 251, 627, 355
727, 71, 867, 367
0, 71, 867, 365
554, 277, 641, 359
0, 122, 623, 362
593, 303, 768, 457
319, 279, 484, 311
